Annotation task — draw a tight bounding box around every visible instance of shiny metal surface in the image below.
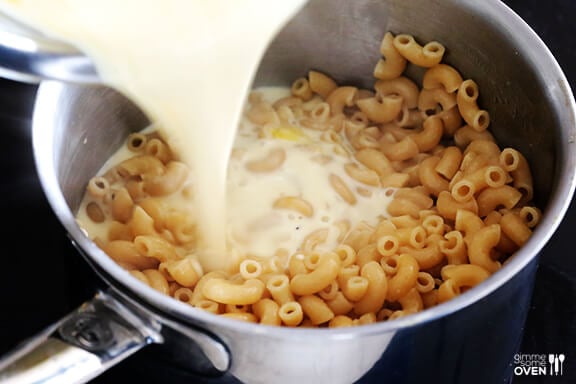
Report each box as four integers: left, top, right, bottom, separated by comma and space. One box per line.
2, 0, 573, 383
0, 292, 163, 384
0, 286, 232, 384
0, 12, 97, 84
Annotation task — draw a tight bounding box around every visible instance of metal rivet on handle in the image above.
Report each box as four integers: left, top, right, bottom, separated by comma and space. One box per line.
59, 313, 114, 351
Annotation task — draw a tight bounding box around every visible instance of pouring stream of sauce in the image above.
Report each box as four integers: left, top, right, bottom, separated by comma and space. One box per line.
0, 0, 308, 271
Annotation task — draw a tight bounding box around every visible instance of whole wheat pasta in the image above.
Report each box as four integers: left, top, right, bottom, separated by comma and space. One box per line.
75, 29, 540, 329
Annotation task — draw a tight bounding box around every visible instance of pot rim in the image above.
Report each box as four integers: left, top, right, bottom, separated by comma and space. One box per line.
31, 0, 576, 339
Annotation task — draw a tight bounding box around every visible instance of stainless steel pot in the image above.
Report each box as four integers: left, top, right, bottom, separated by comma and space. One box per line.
0, 0, 575, 383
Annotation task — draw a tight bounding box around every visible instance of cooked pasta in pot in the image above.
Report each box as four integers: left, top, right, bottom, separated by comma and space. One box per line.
76, 31, 540, 327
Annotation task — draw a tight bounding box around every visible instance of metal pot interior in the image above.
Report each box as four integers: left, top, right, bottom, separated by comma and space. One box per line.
32, 0, 576, 335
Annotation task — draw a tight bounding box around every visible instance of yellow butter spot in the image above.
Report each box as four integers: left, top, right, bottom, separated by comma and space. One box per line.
270, 126, 309, 142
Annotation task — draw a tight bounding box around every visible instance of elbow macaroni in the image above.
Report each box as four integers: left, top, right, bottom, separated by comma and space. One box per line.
373, 31, 407, 80
77, 30, 541, 327
393, 34, 445, 68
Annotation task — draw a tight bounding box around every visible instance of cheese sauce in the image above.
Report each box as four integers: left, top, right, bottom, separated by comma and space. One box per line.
74, 85, 395, 264
227, 87, 394, 258
0, 0, 308, 271
0, 0, 394, 272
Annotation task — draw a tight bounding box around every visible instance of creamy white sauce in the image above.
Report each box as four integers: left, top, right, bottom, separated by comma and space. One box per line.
227, 87, 395, 258
0, 0, 308, 271
74, 85, 396, 264
1, 0, 395, 272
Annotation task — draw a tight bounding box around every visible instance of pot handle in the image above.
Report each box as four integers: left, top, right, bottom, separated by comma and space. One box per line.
0, 11, 99, 84
0, 290, 163, 384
